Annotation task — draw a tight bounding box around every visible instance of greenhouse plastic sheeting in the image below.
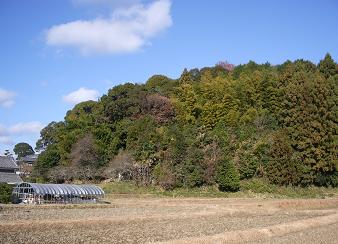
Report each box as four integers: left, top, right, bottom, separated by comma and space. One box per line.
15, 182, 104, 196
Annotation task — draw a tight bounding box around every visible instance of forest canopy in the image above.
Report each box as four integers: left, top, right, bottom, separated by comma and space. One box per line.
33, 54, 338, 190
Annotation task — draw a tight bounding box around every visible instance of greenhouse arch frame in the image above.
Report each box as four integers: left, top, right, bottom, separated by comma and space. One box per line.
12, 182, 105, 204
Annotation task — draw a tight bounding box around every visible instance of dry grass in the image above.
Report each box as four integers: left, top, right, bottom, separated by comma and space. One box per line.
277, 198, 338, 210
0, 197, 338, 244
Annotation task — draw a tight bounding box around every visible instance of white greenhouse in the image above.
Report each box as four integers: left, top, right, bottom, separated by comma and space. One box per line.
12, 182, 105, 204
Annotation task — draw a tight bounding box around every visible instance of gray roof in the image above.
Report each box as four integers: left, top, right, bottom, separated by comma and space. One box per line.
19, 154, 38, 163
0, 172, 23, 184
14, 182, 105, 196
0, 156, 18, 169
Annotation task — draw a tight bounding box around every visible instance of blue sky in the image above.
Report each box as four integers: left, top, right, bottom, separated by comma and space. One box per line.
0, 0, 337, 155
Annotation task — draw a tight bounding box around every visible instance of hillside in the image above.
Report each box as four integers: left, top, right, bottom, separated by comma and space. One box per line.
32, 54, 338, 190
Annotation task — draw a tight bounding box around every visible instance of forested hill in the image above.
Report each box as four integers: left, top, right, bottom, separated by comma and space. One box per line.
33, 54, 338, 190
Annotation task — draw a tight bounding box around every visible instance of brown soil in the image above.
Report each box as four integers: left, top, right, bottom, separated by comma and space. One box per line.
0, 197, 337, 244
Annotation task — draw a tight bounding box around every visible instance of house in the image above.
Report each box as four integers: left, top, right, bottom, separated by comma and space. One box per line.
17, 154, 38, 177
0, 156, 23, 184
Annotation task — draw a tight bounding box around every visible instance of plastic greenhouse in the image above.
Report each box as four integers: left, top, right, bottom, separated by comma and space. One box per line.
12, 182, 105, 204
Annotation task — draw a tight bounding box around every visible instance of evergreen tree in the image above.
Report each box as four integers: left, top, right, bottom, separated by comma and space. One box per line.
279, 64, 337, 185
179, 68, 193, 84
13, 142, 34, 158
318, 53, 337, 78
266, 131, 303, 185
216, 157, 240, 191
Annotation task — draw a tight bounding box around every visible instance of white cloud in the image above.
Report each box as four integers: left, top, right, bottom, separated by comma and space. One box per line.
0, 136, 14, 146
63, 87, 99, 104
0, 122, 44, 136
72, 0, 140, 8
0, 88, 16, 108
8, 122, 44, 135
0, 122, 44, 147
46, 0, 172, 55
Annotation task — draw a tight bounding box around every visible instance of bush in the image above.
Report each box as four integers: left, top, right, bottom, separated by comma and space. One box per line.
0, 183, 13, 203
216, 158, 240, 192
240, 178, 276, 193
238, 154, 258, 179
153, 163, 176, 190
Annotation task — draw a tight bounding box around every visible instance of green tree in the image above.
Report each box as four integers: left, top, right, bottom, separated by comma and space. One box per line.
318, 53, 337, 78
266, 131, 303, 185
33, 145, 61, 177
0, 183, 13, 203
13, 142, 34, 158
179, 68, 193, 84
216, 157, 240, 191
102, 83, 146, 122
279, 63, 337, 185
65, 101, 103, 129
173, 83, 200, 124
35, 121, 65, 152
29, 55, 337, 189
145, 75, 176, 96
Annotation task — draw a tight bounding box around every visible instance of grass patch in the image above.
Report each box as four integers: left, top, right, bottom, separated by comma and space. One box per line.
100, 180, 338, 199
240, 178, 338, 199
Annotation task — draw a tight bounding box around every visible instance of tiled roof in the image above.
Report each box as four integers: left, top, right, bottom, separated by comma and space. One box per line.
0, 172, 22, 184
19, 154, 38, 163
0, 156, 18, 169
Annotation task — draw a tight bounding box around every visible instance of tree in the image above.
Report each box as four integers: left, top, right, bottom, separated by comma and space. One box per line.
102, 83, 146, 122
4, 150, 12, 156
216, 157, 240, 191
35, 121, 65, 152
0, 183, 13, 203
142, 94, 175, 123
29, 55, 337, 188
65, 101, 103, 129
33, 145, 61, 177
13, 142, 34, 158
279, 62, 337, 185
145, 75, 176, 96
318, 53, 337, 78
70, 133, 102, 168
266, 131, 303, 185
179, 68, 193, 84
216, 61, 235, 71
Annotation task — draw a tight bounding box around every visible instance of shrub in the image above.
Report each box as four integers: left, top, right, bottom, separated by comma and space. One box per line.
0, 183, 13, 203
238, 154, 258, 179
240, 178, 276, 193
216, 158, 240, 192
153, 163, 176, 190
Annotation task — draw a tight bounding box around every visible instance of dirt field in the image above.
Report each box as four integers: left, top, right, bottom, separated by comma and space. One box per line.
1, 196, 338, 243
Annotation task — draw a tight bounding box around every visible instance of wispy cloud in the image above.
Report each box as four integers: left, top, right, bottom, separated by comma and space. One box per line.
63, 87, 99, 104
0, 88, 16, 108
0, 122, 44, 146
8, 122, 44, 135
0, 136, 14, 146
0, 122, 44, 137
46, 0, 172, 55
